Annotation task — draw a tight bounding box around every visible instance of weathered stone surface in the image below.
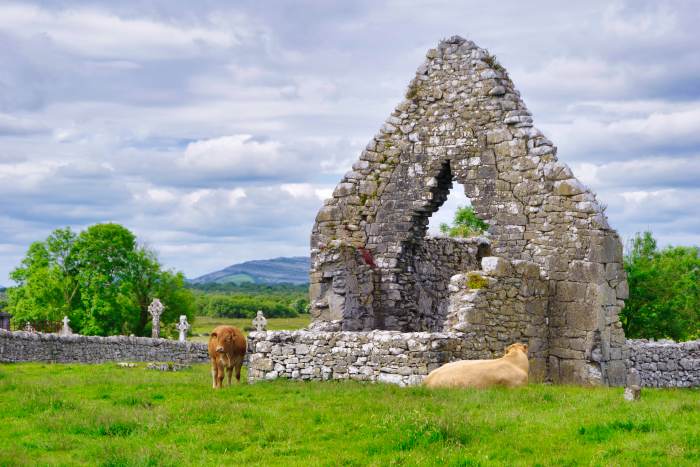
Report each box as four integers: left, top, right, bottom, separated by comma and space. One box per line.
0, 329, 208, 363
627, 339, 700, 388
307, 35, 628, 386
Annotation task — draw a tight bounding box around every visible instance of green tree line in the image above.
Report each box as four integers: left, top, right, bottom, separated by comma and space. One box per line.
193, 293, 306, 319
621, 231, 699, 341
6, 223, 195, 336
190, 283, 308, 318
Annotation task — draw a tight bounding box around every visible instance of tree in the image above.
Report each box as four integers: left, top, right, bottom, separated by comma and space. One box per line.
621, 231, 700, 341
8, 228, 79, 323
439, 205, 489, 238
7, 223, 195, 336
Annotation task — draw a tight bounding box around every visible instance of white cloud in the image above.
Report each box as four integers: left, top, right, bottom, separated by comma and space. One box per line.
281, 183, 333, 201
178, 134, 312, 180
0, 4, 253, 60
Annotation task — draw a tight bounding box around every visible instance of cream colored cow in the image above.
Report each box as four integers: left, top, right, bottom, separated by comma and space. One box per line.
423, 343, 529, 389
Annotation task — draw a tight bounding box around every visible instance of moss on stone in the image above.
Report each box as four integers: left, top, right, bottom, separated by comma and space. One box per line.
405, 82, 422, 100
466, 272, 488, 289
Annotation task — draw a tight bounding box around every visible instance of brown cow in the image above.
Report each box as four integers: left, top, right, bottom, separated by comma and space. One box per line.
423, 343, 529, 389
208, 325, 246, 389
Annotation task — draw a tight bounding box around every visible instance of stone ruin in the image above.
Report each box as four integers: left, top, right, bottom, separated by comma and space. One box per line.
308, 36, 628, 386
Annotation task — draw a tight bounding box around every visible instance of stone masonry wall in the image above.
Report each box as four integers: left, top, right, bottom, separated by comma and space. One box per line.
445, 256, 549, 381
309, 35, 628, 385
247, 332, 700, 388
247, 330, 495, 386
0, 329, 209, 364
627, 339, 700, 388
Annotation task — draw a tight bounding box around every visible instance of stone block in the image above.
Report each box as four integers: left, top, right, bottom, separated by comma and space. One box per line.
481, 256, 512, 277
553, 179, 586, 196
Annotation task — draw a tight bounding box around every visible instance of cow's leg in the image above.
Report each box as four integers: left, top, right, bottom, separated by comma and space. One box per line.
210, 358, 218, 389
216, 360, 225, 388
226, 364, 233, 386
234, 355, 244, 382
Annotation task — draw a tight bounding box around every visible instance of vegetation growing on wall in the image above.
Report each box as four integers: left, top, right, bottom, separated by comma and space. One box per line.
622, 231, 699, 341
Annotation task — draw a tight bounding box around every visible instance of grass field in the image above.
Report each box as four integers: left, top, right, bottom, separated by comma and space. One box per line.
0, 363, 698, 466
189, 315, 311, 342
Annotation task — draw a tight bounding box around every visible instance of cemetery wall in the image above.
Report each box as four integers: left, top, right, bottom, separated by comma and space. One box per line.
0, 329, 208, 364
247, 331, 700, 388
627, 339, 700, 388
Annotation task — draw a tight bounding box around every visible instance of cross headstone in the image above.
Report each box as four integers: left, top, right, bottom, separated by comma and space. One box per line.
59, 316, 73, 336
148, 298, 164, 338
252, 310, 267, 332
176, 315, 190, 342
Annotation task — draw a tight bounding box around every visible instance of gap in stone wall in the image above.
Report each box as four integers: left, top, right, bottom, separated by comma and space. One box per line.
427, 181, 476, 237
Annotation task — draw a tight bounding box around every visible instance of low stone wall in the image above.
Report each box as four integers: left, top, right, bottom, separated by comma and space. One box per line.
0, 329, 208, 364
627, 339, 700, 388
247, 331, 700, 388
246, 330, 496, 386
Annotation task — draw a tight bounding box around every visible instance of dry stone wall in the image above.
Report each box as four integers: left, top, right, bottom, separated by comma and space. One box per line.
627, 339, 700, 388
309, 35, 628, 385
0, 329, 209, 364
247, 330, 496, 386
247, 332, 700, 388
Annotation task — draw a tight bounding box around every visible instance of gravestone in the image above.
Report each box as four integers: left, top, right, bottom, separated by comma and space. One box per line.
148, 299, 164, 339
59, 316, 73, 336
253, 310, 268, 332
176, 315, 190, 342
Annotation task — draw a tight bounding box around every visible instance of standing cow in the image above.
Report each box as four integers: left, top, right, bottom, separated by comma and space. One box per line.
208, 325, 246, 389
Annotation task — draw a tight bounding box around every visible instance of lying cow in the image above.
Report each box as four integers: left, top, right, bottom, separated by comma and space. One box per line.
208, 325, 247, 389
423, 343, 529, 389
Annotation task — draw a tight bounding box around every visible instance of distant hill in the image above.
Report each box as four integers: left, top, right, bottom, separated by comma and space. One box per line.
190, 257, 309, 285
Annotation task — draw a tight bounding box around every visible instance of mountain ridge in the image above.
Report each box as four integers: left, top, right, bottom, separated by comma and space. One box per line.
190, 256, 309, 285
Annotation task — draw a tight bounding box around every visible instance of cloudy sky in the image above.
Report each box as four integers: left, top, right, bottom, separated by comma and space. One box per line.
1, 0, 699, 282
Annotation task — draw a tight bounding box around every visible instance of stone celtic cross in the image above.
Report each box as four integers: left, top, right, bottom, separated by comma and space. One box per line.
148, 298, 164, 338
60, 316, 73, 336
252, 310, 267, 332
176, 315, 190, 342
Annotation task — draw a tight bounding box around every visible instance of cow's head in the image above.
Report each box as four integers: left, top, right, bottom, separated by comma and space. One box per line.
504, 343, 528, 356
210, 331, 233, 354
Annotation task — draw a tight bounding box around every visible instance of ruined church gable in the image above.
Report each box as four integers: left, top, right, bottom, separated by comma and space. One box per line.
309, 36, 627, 385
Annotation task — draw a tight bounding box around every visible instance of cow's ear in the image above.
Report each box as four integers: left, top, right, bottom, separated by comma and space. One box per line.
522, 344, 528, 352
211, 332, 217, 338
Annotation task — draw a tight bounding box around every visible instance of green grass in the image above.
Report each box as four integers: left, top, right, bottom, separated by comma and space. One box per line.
0, 364, 698, 466
189, 315, 311, 342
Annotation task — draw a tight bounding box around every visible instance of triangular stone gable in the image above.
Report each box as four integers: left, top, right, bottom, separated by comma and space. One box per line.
309, 36, 628, 385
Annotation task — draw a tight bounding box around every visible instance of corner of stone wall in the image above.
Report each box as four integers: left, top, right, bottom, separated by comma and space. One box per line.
443, 256, 549, 381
